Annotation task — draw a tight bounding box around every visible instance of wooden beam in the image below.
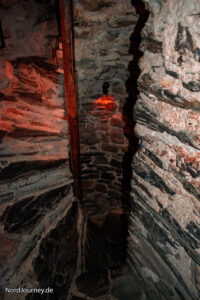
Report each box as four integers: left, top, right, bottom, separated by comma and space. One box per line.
59, 0, 82, 202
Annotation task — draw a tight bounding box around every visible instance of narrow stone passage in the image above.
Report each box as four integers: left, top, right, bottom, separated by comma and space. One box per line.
0, 0, 200, 299
64, 1, 151, 299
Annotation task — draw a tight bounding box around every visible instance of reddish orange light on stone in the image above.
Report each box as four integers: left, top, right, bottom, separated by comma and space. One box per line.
95, 95, 116, 111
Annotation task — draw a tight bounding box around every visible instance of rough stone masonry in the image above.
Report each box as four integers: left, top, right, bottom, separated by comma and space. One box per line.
0, 1, 79, 299
128, 0, 200, 299
0, 0, 200, 299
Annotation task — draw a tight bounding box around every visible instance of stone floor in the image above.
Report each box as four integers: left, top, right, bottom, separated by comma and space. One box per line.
70, 264, 145, 300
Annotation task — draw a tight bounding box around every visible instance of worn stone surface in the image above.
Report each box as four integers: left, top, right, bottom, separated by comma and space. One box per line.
73, 264, 140, 300
74, 0, 136, 233
26, 202, 79, 300
0, 0, 58, 89
128, 0, 200, 299
79, 99, 128, 227
84, 214, 127, 273
74, 0, 137, 105
0, 2, 76, 299
73, 2, 137, 299
0, 52, 72, 282
75, 270, 109, 298
2, 0, 199, 299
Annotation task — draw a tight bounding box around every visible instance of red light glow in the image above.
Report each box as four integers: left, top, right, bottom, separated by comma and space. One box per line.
94, 95, 116, 111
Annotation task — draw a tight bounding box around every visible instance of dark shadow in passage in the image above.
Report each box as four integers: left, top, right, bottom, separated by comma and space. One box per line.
121, 0, 149, 256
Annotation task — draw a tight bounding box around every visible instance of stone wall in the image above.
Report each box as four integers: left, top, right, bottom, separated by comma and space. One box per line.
128, 0, 200, 299
0, 1, 78, 299
74, 0, 137, 240
71, 1, 141, 298
73, 0, 138, 285
74, 0, 137, 106
1, 0, 200, 299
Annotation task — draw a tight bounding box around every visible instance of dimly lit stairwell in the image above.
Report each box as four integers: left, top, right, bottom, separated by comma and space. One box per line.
0, 0, 135, 299
0, 0, 141, 299
1, 0, 200, 299
70, 0, 141, 298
